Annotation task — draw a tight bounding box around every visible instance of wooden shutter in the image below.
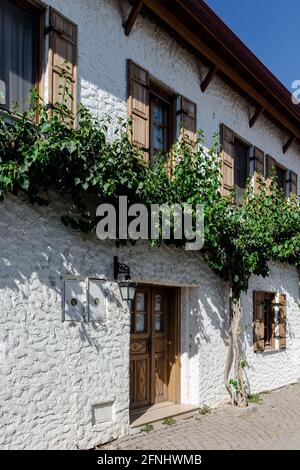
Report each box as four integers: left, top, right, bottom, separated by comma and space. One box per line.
266, 155, 276, 178
176, 96, 197, 143
220, 124, 234, 197
279, 294, 287, 350
286, 170, 298, 196
48, 8, 77, 117
127, 60, 150, 161
253, 291, 265, 352
250, 146, 264, 193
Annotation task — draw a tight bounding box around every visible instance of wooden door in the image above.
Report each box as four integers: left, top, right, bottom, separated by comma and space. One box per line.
151, 287, 168, 404
130, 286, 151, 409
130, 286, 178, 409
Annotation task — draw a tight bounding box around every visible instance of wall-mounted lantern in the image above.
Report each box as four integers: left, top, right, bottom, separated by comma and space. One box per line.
114, 256, 137, 303
118, 280, 137, 303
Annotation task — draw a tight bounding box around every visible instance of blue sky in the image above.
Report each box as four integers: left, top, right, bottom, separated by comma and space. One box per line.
205, 0, 299, 92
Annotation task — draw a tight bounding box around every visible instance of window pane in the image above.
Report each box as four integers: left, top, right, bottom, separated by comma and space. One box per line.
264, 298, 274, 347
136, 292, 145, 311
155, 313, 163, 332
136, 313, 145, 333
0, 0, 38, 113
154, 294, 162, 312
153, 103, 164, 124
150, 93, 170, 159
234, 140, 248, 191
276, 167, 285, 191
153, 125, 164, 151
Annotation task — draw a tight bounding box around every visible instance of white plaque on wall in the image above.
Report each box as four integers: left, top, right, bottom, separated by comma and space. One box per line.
88, 279, 106, 322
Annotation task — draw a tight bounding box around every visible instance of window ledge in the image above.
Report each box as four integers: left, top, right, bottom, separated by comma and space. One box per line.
259, 348, 286, 355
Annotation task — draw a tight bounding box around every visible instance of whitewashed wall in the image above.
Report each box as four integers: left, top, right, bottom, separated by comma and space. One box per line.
45, 0, 300, 179
0, 0, 300, 449
181, 263, 300, 408
0, 193, 220, 449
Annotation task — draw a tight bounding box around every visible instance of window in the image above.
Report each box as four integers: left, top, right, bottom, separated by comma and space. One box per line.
0, 0, 43, 114
220, 125, 252, 198
127, 60, 196, 163
253, 291, 286, 352
266, 155, 298, 196
149, 83, 174, 163
262, 293, 275, 349
150, 95, 170, 158
234, 139, 249, 199
275, 164, 286, 193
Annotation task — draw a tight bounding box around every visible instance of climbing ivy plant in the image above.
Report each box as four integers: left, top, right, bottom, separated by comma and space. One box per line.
0, 90, 299, 406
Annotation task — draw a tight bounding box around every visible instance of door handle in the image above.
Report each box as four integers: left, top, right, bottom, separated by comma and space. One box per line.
147, 337, 152, 353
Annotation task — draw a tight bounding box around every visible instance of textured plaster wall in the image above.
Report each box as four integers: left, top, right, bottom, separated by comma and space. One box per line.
46, 0, 300, 177
0, 194, 219, 449
1, 0, 300, 449
180, 263, 300, 408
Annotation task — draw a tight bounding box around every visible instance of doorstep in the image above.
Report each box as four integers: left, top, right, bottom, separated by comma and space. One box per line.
130, 401, 199, 428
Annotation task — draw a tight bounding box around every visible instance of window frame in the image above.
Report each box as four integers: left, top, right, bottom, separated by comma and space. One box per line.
149, 80, 176, 162
262, 292, 276, 350
0, 0, 45, 117
274, 161, 287, 194
233, 137, 250, 192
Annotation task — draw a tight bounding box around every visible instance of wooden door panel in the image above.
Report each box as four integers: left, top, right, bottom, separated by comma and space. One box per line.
130, 338, 147, 354
130, 360, 134, 404
154, 352, 167, 402
135, 356, 149, 403
152, 288, 168, 404
130, 356, 150, 408
130, 286, 179, 408
130, 287, 151, 409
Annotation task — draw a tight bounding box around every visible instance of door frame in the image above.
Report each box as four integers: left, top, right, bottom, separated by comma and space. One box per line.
129, 284, 181, 408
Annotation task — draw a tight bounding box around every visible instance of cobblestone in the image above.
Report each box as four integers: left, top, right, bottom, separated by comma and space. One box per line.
105, 383, 300, 450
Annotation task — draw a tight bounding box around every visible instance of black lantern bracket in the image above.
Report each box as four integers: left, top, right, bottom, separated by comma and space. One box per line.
114, 256, 131, 281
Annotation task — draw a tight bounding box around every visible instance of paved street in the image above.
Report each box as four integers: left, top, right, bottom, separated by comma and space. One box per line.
105, 383, 300, 450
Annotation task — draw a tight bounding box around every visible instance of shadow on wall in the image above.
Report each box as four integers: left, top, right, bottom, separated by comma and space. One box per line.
183, 265, 299, 369
181, 270, 230, 361
242, 276, 298, 350
0, 193, 126, 352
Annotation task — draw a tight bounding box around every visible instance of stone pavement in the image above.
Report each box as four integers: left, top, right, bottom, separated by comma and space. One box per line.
105, 383, 300, 450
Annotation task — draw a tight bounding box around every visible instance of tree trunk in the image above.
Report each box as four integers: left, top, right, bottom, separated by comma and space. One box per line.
224, 277, 248, 406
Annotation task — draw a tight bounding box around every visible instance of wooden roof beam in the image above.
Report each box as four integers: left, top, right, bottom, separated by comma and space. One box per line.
283, 135, 296, 154
125, 0, 144, 36
143, 0, 300, 141
201, 65, 218, 93
249, 106, 264, 128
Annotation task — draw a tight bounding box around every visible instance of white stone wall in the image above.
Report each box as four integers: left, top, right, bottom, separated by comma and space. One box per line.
242, 263, 300, 394
180, 263, 300, 408
1, 195, 298, 448
0, 195, 131, 449
1, 0, 300, 449
0, 194, 220, 449
45, 0, 300, 177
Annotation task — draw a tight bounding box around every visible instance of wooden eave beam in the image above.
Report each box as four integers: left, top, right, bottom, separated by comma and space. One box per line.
177, 0, 300, 128
249, 106, 264, 128
143, 0, 300, 141
201, 65, 217, 92
283, 135, 296, 154
125, 0, 144, 36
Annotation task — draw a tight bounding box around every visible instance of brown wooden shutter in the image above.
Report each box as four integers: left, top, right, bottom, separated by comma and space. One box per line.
266, 155, 276, 178
253, 291, 265, 352
220, 124, 234, 197
286, 170, 298, 196
176, 96, 197, 143
127, 60, 150, 161
250, 146, 264, 193
279, 294, 287, 350
48, 8, 77, 118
